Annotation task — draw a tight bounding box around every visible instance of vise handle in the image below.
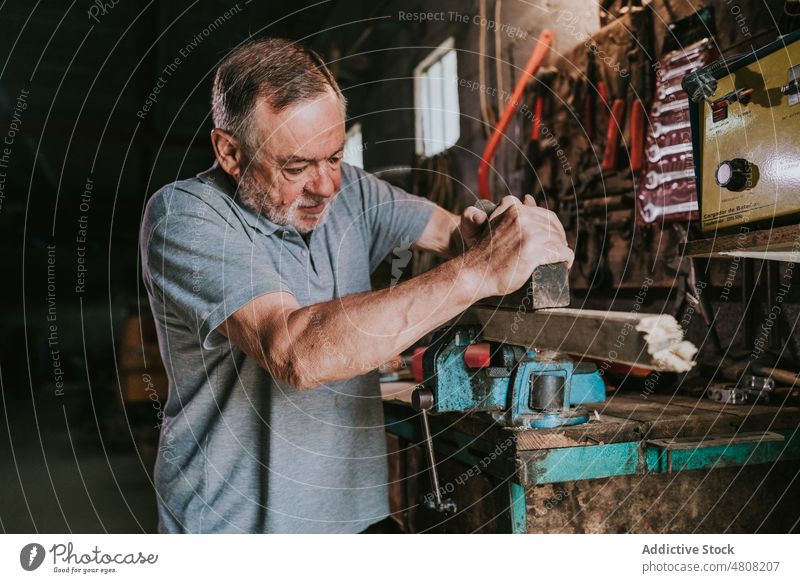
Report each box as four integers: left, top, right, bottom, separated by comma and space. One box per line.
411, 386, 457, 514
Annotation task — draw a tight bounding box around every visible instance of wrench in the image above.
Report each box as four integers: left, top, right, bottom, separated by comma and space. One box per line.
657, 81, 686, 100
663, 41, 709, 65
645, 168, 696, 189
652, 119, 691, 137
647, 142, 694, 163
652, 99, 688, 116
661, 61, 701, 83
641, 201, 698, 222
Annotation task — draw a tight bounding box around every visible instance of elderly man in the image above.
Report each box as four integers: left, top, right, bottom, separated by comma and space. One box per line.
140, 37, 572, 533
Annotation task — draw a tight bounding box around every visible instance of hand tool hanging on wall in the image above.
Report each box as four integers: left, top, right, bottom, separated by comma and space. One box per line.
600, 70, 630, 171
583, 47, 611, 156
597, 76, 610, 128
478, 29, 554, 199
626, 3, 654, 174
522, 68, 559, 197
584, 49, 599, 143
523, 82, 545, 196
628, 51, 650, 173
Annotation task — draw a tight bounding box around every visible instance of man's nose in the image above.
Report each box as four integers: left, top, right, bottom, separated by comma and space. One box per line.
306, 163, 337, 198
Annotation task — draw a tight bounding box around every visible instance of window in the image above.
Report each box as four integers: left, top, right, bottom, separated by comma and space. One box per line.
343, 123, 364, 168
414, 37, 460, 156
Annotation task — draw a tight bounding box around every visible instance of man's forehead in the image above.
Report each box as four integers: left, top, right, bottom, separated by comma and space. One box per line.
251, 91, 345, 161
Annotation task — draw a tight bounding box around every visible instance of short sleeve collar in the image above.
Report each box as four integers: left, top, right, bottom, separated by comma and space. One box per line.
196, 162, 282, 236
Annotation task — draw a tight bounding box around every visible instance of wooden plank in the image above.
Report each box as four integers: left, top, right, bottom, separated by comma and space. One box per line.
599, 401, 700, 423
684, 223, 800, 260
642, 415, 743, 440
644, 394, 800, 431
645, 393, 792, 417
515, 418, 645, 449
463, 306, 697, 372
594, 394, 745, 439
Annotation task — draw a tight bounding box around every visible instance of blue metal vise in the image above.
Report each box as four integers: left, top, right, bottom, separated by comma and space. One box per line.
419, 327, 605, 429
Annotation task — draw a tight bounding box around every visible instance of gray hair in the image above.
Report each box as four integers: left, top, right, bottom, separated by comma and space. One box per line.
211, 37, 346, 155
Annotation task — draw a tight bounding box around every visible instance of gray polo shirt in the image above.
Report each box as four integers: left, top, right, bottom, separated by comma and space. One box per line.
140, 161, 435, 533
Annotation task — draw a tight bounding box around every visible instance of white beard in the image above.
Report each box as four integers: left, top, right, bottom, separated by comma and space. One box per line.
237, 169, 334, 234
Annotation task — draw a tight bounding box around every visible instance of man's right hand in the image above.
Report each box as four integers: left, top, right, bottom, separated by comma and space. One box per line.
463, 194, 574, 299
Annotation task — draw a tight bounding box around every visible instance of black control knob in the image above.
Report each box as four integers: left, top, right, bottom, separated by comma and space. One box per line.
715, 158, 751, 191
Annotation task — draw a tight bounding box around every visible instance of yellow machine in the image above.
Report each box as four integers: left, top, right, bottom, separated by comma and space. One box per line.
686, 31, 800, 232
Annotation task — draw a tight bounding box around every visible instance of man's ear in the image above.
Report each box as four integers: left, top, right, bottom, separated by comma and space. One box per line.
210, 128, 245, 182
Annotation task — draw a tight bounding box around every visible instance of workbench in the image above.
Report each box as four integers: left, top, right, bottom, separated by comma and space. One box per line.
382, 385, 800, 533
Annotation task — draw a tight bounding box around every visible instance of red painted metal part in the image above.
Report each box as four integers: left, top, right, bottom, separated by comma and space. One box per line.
629, 98, 647, 172
477, 29, 554, 199
411, 347, 426, 383
597, 80, 610, 124
464, 343, 492, 369
601, 98, 626, 171
531, 95, 544, 140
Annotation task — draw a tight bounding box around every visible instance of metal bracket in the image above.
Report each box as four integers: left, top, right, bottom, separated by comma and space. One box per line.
646, 431, 785, 473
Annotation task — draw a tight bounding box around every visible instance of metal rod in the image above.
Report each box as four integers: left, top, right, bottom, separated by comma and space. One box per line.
420, 408, 444, 509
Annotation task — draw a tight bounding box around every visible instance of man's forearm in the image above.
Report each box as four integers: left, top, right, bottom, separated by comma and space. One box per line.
413, 205, 462, 259
278, 256, 480, 389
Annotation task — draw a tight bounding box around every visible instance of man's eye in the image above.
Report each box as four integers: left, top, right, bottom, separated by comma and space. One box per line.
285, 167, 306, 175
328, 157, 342, 166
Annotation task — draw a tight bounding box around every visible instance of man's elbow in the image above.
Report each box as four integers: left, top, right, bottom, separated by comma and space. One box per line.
258, 337, 321, 391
